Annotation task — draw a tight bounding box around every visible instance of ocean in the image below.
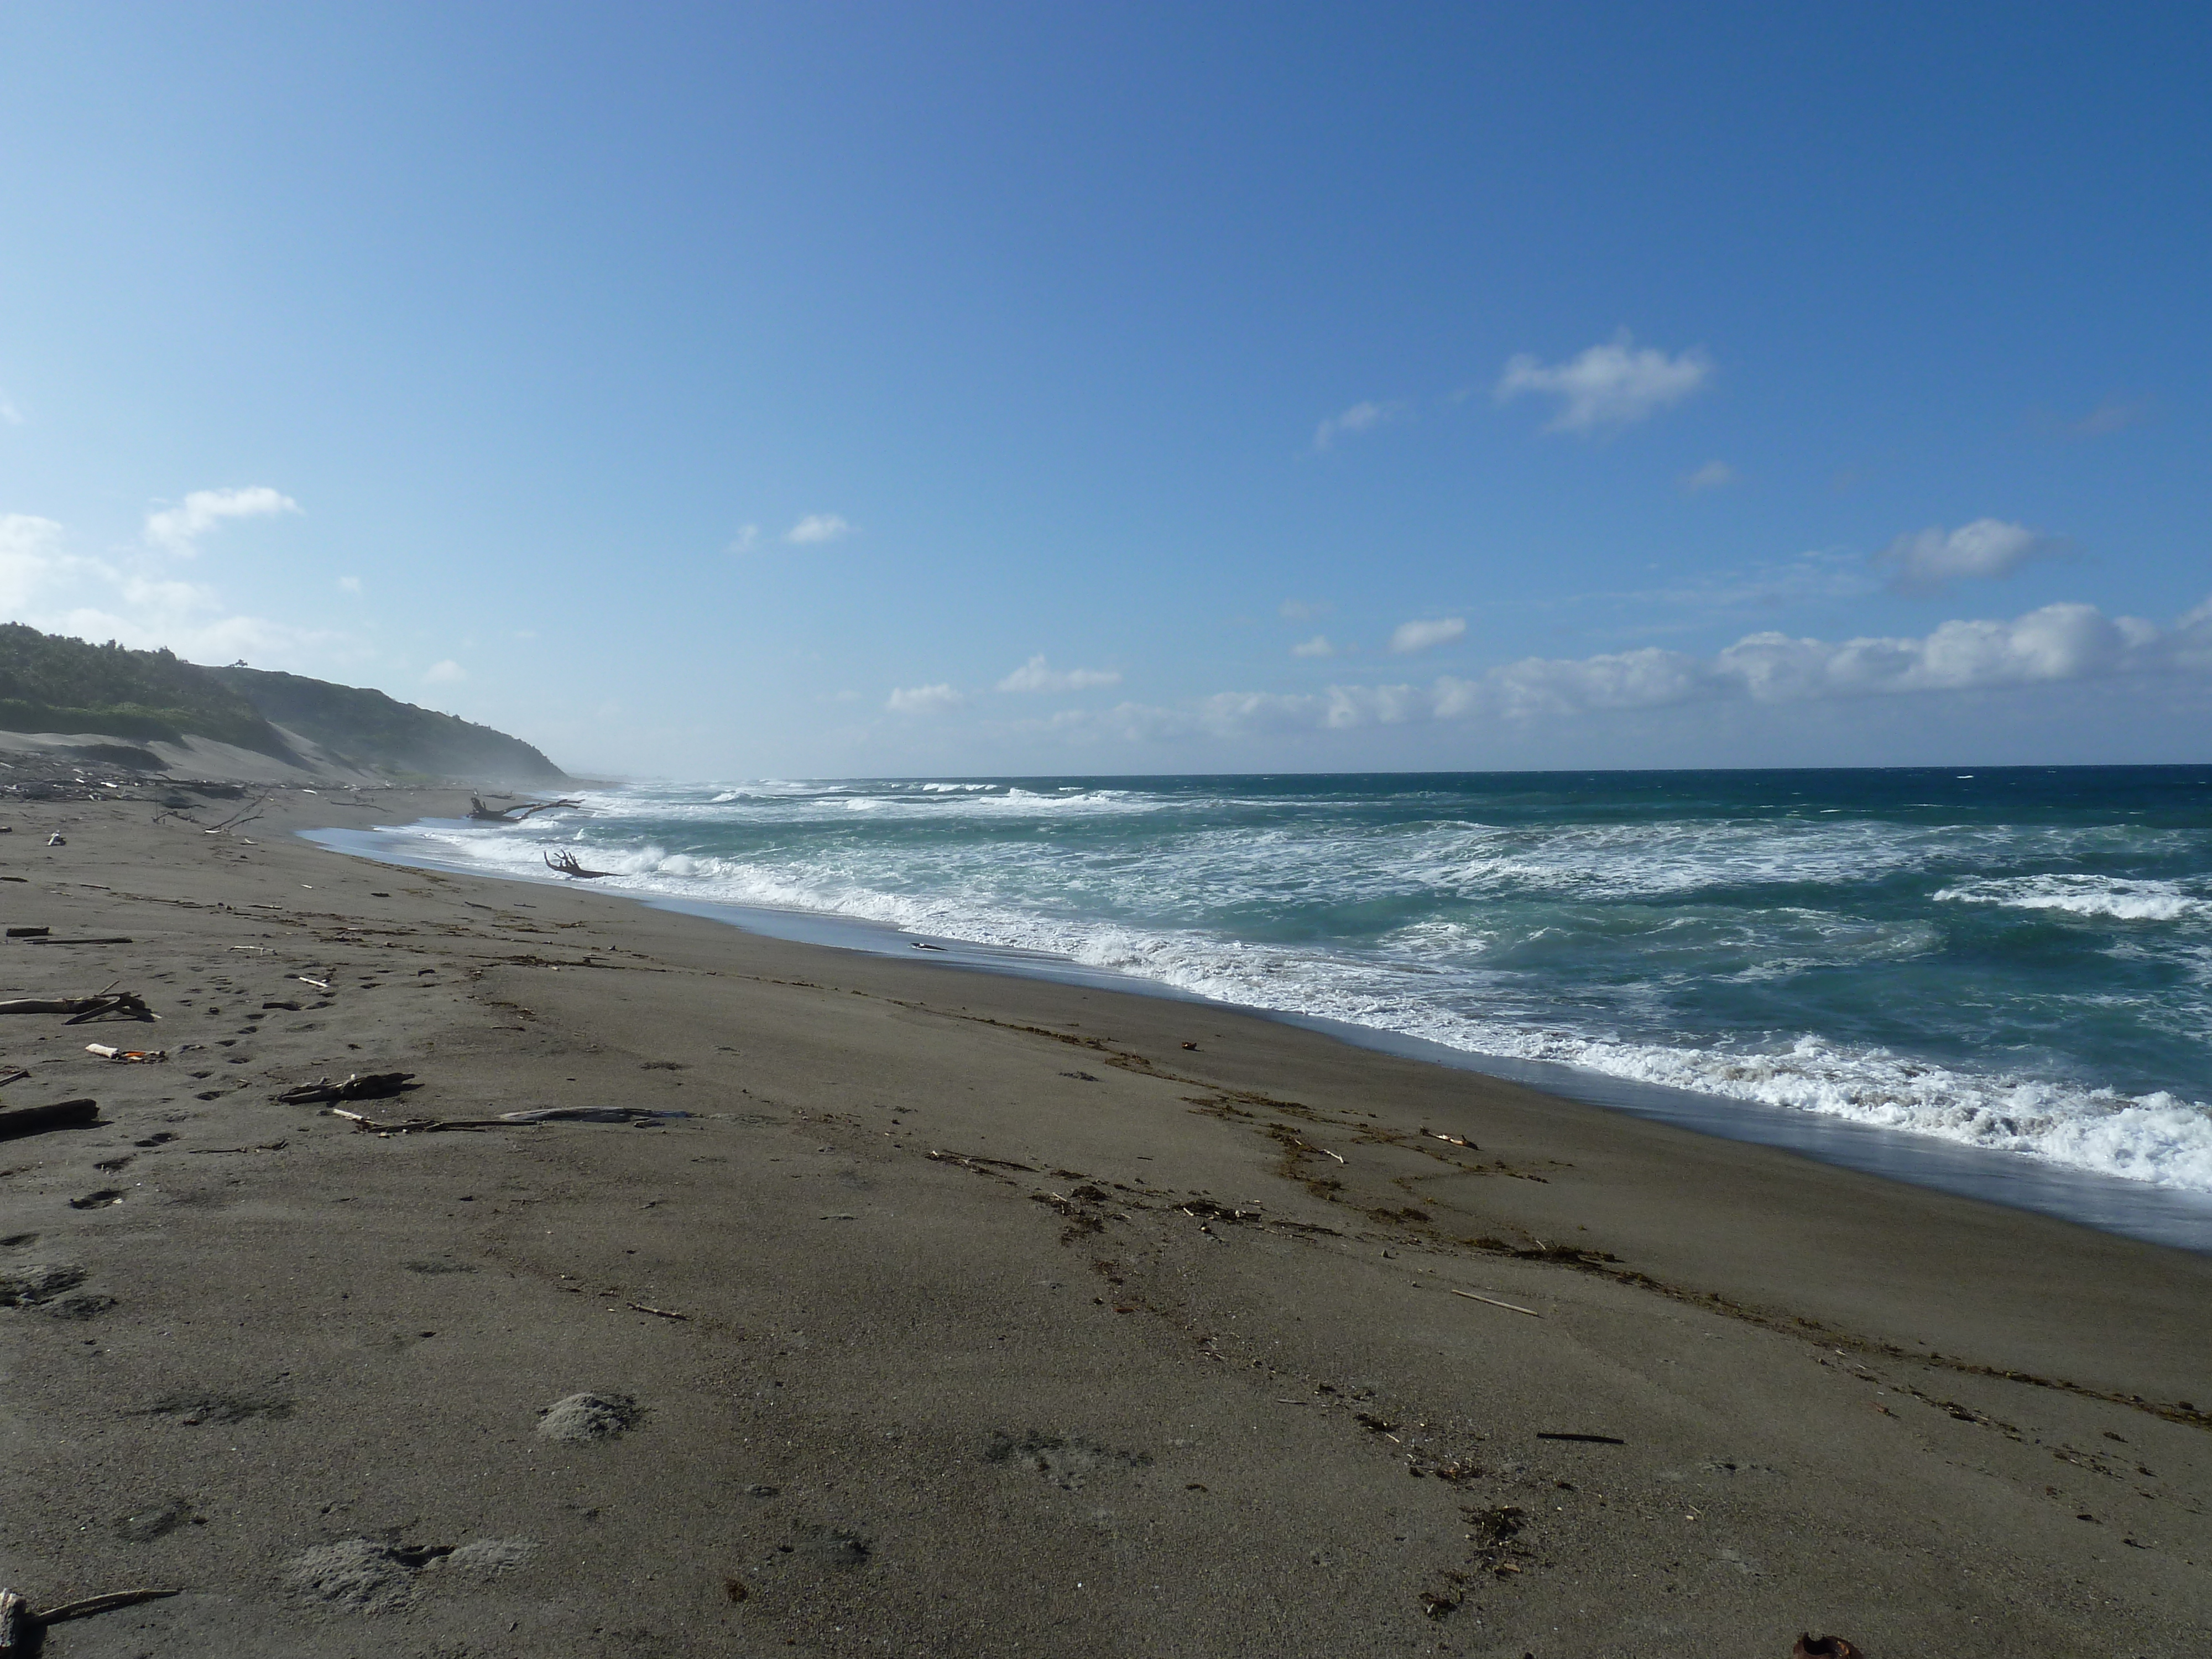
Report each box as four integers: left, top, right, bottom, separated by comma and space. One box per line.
326, 767, 2212, 1231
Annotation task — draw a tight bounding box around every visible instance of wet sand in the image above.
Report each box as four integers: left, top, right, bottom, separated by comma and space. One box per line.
2, 786, 2207, 1657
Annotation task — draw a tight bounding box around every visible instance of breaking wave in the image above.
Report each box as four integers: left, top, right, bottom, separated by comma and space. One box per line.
377, 769, 2212, 1194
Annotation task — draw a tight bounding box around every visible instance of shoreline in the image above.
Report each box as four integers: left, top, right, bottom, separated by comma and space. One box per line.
310, 816, 2212, 1255
3, 784, 2207, 1655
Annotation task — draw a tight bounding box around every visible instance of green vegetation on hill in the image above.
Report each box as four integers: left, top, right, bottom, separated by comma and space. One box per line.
212, 666, 567, 783
0, 623, 567, 781
0, 624, 288, 752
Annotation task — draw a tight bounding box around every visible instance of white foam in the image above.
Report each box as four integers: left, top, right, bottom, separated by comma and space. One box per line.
1936, 875, 2209, 923
389, 786, 2212, 1195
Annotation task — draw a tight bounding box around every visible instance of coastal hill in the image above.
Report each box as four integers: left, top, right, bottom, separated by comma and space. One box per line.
210, 665, 567, 784
0, 622, 567, 784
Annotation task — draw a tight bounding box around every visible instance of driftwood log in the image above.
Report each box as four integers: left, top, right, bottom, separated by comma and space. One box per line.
544, 849, 615, 879
276, 1072, 416, 1106
0, 990, 158, 1023
0, 1099, 99, 1140
469, 796, 582, 822
199, 791, 270, 834
0, 1585, 182, 1653
334, 1104, 690, 1134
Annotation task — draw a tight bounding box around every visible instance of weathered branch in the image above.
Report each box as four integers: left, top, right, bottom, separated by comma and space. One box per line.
334, 1104, 688, 1134
0, 1584, 183, 1651
0, 992, 158, 1023
545, 849, 615, 879
471, 796, 582, 822
275, 1072, 417, 1106
200, 791, 271, 834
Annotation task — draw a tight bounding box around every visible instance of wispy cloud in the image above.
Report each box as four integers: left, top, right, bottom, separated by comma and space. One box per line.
1496, 332, 1712, 434
1058, 598, 2208, 744
2035, 394, 2159, 436
337, 575, 362, 594
1387, 616, 1465, 654
1291, 634, 1339, 658
1578, 551, 1876, 624
1680, 460, 1736, 493
1312, 400, 1402, 451
0, 513, 84, 609
0, 392, 22, 426
886, 682, 963, 714
2074, 400, 2147, 436
1279, 598, 1331, 622
143, 486, 300, 555
787, 513, 855, 545
995, 654, 1121, 693
0, 509, 346, 670
423, 659, 467, 684
727, 524, 760, 554
1878, 519, 2062, 595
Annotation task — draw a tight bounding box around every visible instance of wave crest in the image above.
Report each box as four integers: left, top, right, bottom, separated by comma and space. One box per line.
1936, 874, 2208, 923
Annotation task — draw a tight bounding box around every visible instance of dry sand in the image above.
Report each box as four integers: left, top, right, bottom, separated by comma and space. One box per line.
1, 786, 2206, 1657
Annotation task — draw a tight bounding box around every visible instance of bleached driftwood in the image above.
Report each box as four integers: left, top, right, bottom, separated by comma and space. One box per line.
0, 1585, 183, 1652
275, 1072, 416, 1106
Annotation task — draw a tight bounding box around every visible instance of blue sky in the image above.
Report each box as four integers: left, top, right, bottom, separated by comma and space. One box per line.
2, 3, 2206, 778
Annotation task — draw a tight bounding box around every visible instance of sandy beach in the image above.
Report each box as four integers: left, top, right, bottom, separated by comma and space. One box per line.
1, 785, 2206, 1658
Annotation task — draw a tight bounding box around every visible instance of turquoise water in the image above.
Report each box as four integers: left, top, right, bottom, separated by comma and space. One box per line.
380, 767, 2212, 1194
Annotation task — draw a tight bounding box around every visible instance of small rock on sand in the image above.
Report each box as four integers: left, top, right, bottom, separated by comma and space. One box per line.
537, 1391, 640, 1442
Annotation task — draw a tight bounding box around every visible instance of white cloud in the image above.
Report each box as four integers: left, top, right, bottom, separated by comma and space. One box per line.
786, 514, 854, 545
1681, 460, 1736, 493
1051, 598, 2211, 744
1879, 519, 2060, 594
995, 654, 1122, 693
337, 575, 362, 594
0, 513, 80, 609
1279, 598, 1331, 622
1496, 332, 1712, 433
1291, 634, 1339, 658
0, 393, 22, 426
38, 602, 338, 667
1388, 616, 1466, 654
0, 508, 349, 671
143, 486, 300, 555
422, 659, 467, 684
1312, 400, 1402, 451
886, 682, 963, 714
727, 524, 760, 554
